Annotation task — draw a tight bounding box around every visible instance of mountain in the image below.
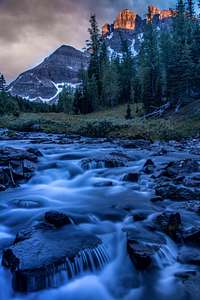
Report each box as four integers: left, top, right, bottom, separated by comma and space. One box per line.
9, 5, 175, 103
8, 45, 89, 103
103, 6, 175, 55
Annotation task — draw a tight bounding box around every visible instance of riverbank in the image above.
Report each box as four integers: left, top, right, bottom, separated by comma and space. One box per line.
0, 101, 199, 141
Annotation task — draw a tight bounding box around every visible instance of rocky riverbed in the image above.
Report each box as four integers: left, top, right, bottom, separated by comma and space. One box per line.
0, 132, 200, 300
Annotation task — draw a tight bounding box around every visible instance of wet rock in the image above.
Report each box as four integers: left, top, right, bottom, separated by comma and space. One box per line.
175, 270, 197, 280
2, 223, 104, 292
175, 271, 200, 299
0, 147, 39, 190
143, 159, 155, 174
45, 211, 73, 228
127, 241, 159, 270
152, 147, 168, 156
178, 247, 200, 266
133, 213, 147, 222
182, 227, 200, 245
27, 148, 43, 157
150, 196, 163, 203
154, 212, 181, 240
81, 154, 128, 170
183, 177, 200, 188
98, 209, 127, 222
155, 182, 200, 201
162, 159, 199, 178
126, 229, 162, 270
121, 140, 151, 149
123, 173, 139, 182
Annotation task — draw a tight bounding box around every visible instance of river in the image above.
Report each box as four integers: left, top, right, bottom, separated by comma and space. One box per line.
0, 134, 199, 300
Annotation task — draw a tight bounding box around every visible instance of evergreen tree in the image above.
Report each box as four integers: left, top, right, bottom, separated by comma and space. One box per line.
73, 88, 82, 114
119, 40, 134, 104
167, 0, 194, 106
101, 61, 120, 107
125, 103, 132, 120
187, 0, 195, 17
0, 73, 6, 91
191, 23, 200, 94
57, 86, 74, 113
138, 22, 162, 112
159, 30, 173, 101
86, 15, 101, 100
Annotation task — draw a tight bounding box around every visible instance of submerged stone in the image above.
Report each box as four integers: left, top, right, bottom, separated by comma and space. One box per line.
143, 159, 155, 174
45, 211, 73, 227
123, 172, 139, 182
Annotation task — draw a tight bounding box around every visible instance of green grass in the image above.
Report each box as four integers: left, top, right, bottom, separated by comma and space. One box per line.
0, 103, 199, 141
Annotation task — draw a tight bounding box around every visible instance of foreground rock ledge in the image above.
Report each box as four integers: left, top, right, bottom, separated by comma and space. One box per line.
2, 223, 105, 292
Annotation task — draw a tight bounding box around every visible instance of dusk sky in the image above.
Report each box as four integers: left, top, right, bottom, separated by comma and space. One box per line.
0, 0, 175, 83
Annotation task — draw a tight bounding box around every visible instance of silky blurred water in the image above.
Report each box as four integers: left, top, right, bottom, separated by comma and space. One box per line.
0, 136, 198, 300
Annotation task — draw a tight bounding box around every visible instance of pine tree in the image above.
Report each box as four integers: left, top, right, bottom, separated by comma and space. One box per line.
82, 14, 103, 111
177, 0, 185, 16
87, 15, 101, 93
138, 22, 162, 112
101, 61, 120, 107
187, 0, 195, 17
57, 85, 74, 113
167, 0, 195, 106
125, 103, 132, 120
191, 23, 200, 93
0, 73, 6, 92
119, 39, 134, 104
73, 88, 82, 114
159, 30, 173, 102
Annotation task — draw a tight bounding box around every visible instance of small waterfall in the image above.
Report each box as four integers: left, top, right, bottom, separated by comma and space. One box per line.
66, 244, 109, 276
17, 244, 110, 292
153, 237, 177, 269
81, 160, 106, 170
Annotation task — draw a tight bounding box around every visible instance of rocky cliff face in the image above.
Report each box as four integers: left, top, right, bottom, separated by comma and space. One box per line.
103, 5, 175, 57
113, 9, 137, 30
102, 6, 175, 35
147, 5, 176, 22
8, 45, 89, 103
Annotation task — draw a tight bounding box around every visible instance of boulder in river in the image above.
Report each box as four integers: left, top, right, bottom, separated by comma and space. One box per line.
182, 227, 200, 245
126, 229, 163, 270
2, 223, 108, 292
0, 146, 41, 190
155, 182, 200, 201
123, 172, 140, 182
162, 159, 199, 178
44, 211, 73, 227
178, 247, 200, 266
143, 159, 155, 174
127, 241, 160, 270
154, 212, 182, 240
81, 153, 129, 170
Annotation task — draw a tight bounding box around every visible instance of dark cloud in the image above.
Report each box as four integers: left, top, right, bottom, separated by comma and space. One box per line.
0, 0, 175, 82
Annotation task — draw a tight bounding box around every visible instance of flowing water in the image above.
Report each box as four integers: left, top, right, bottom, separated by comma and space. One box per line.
0, 135, 199, 300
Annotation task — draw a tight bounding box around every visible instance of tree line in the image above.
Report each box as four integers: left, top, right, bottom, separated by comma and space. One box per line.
1, 0, 200, 116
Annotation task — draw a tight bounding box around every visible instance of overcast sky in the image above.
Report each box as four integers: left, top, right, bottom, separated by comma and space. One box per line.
0, 0, 175, 82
